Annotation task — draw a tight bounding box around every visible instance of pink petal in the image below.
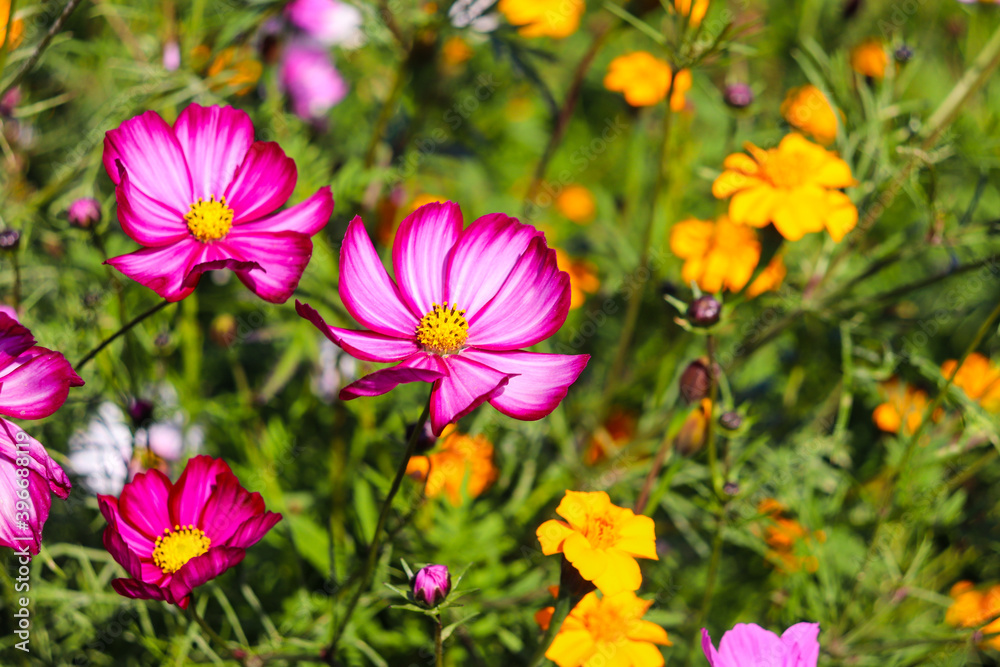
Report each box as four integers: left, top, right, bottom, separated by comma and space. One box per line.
102, 521, 144, 579
392, 201, 462, 316
781, 623, 820, 667
167, 546, 246, 605
339, 216, 419, 337
717, 623, 786, 666
168, 456, 232, 528
339, 352, 446, 400
182, 257, 263, 288
465, 236, 571, 349
198, 471, 266, 544
445, 213, 543, 317
296, 301, 419, 362
118, 469, 173, 542
103, 110, 193, 207
223, 229, 313, 303
224, 142, 297, 223
111, 578, 169, 605
460, 349, 588, 421
429, 355, 513, 435
226, 511, 282, 549
0, 347, 82, 420
172, 104, 255, 201
114, 166, 190, 247
98, 494, 155, 558
0, 313, 35, 368
105, 239, 230, 302
701, 628, 722, 667
234, 187, 334, 236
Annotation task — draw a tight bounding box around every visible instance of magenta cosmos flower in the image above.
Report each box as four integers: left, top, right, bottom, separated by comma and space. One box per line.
296, 202, 590, 435
98, 455, 281, 609
279, 43, 349, 123
702, 623, 820, 667
102, 103, 334, 303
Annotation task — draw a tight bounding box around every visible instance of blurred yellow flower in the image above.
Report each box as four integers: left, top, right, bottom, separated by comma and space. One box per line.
674, 0, 709, 26
780, 85, 840, 146
498, 0, 584, 39
712, 133, 858, 242
537, 490, 657, 594
746, 255, 786, 298
946, 581, 1000, 650
441, 36, 474, 66
206, 46, 263, 95
545, 591, 671, 666
872, 378, 941, 435
942, 352, 1000, 412
850, 38, 888, 79
406, 430, 498, 505
555, 249, 599, 310
583, 409, 636, 466
755, 499, 825, 574
604, 52, 691, 110
669, 216, 759, 293
557, 185, 596, 223
0, 0, 23, 50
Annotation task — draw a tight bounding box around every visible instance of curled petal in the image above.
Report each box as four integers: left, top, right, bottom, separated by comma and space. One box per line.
224, 230, 312, 304
296, 301, 419, 362
105, 239, 231, 302
0, 348, 83, 420
167, 547, 247, 605
339, 353, 447, 400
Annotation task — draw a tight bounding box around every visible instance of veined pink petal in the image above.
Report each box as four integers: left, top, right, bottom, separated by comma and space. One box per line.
168, 455, 232, 528
296, 301, 419, 362
224, 229, 313, 304
781, 623, 820, 667
0, 347, 83, 420
339, 216, 419, 337
0, 312, 35, 368
226, 511, 282, 549
429, 355, 513, 435
445, 213, 543, 317
118, 469, 172, 541
198, 471, 266, 545
392, 201, 462, 316
115, 166, 190, 247
167, 546, 246, 606
234, 187, 334, 236
103, 110, 193, 207
224, 142, 298, 223
173, 104, 255, 201
339, 352, 447, 400
105, 238, 230, 302
465, 236, 571, 349
98, 494, 155, 558
459, 349, 588, 421
701, 628, 722, 667
717, 623, 786, 667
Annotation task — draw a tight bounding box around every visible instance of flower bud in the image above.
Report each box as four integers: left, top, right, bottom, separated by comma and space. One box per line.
680, 359, 712, 403
687, 295, 720, 327
719, 411, 742, 430
67, 198, 102, 229
723, 83, 754, 109
128, 398, 155, 427
723, 482, 739, 496
676, 399, 711, 457
894, 44, 913, 64
413, 564, 450, 607
0, 229, 20, 250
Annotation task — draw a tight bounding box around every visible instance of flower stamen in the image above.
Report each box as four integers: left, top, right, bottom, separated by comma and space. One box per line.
153, 524, 211, 574
185, 196, 234, 242
416, 302, 468, 355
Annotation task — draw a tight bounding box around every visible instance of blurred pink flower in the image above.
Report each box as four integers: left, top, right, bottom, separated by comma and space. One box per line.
102, 103, 334, 303
163, 41, 181, 71
702, 623, 820, 667
284, 0, 364, 46
67, 197, 102, 228
279, 44, 348, 123
296, 201, 589, 435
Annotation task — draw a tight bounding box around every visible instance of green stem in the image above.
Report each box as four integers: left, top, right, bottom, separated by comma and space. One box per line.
435, 615, 444, 667
705, 335, 722, 498
188, 597, 236, 660
365, 58, 408, 169
326, 398, 432, 662
75, 299, 172, 370
634, 404, 678, 515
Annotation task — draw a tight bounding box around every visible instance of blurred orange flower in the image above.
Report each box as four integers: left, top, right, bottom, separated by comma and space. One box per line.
780, 85, 840, 146
545, 591, 671, 666
498, 0, 584, 38
537, 490, 657, 594
406, 430, 498, 505
674, 0, 709, 26
712, 133, 858, 242
583, 409, 636, 465
205, 46, 263, 95
946, 581, 1000, 650
557, 185, 596, 224
746, 255, 786, 298
555, 249, 600, 310
872, 378, 941, 435
850, 39, 889, 79
442, 36, 474, 67
942, 352, 1000, 412
534, 584, 560, 630
604, 52, 691, 110
0, 0, 23, 50
755, 499, 825, 574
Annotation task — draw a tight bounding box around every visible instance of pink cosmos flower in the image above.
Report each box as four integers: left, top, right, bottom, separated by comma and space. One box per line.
99, 455, 281, 609
102, 104, 334, 303
279, 43, 349, 123
285, 0, 364, 47
702, 623, 820, 667
296, 202, 590, 435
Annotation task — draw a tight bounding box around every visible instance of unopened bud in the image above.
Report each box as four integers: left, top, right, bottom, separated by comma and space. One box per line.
687, 296, 720, 327
676, 399, 711, 457
894, 44, 913, 64
0, 230, 20, 250
723, 83, 754, 109
413, 564, 450, 607
720, 411, 742, 430
67, 198, 102, 229
723, 482, 739, 496
680, 359, 712, 403
128, 398, 154, 427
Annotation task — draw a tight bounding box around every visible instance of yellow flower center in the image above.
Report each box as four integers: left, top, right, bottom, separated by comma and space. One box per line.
185, 196, 234, 242
416, 302, 468, 355
585, 516, 619, 549
152, 524, 211, 574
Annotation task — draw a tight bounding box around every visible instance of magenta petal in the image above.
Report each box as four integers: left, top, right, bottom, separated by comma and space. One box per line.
444, 213, 543, 316
235, 187, 334, 237
114, 164, 190, 247
183, 257, 263, 288
105, 239, 229, 302
460, 349, 588, 421
224, 142, 297, 222
173, 104, 255, 201
339, 216, 420, 337
198, 471, 266, 544
112, 578, 169, 604
168, 456, 232, 528
103, 110, 193, 207
429, 355, 513, 435
701, 628, 722, 667
226, 511, 282, 549
466, 236, 571, 349
119, 469, 173, 541
717, 623, 786, 667
223, 230, 312, 303
102, 522, 143, 580
167, 546, 246, 605
296, 301, 419, 362
98, 494, 155, 558
0, 313, 36, 367
392, 201, 462, 316
0, 347, 80, 419
339, 352, 447, 400
781, 623, 820, 667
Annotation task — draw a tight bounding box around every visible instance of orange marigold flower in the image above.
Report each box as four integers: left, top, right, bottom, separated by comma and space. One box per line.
872, 378, 941, 435
0, 0, 23, 50
754, 499, 825, 574
545, 591, 672, 667
669, 216, 759, 293
604, 52, 691, 110
584, 409, 636, 466
537, 490, 657, 594
557, 185, 597, 224
498, 0, 584, 39
406, 430, 498, 505
850, 38, 889, 79
674, 0, 709, 26
746, 255, 786, 298
780, 85, 841, 146
555, 249, 600, 310
942, 352, 1000, 412
946, 582, 1000, 649
712, 133, 858, 242
206, 46, 263, 95
442, 36, 474, 67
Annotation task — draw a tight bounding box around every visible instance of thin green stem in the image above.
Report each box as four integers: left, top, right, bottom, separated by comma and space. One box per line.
435, 615, 444, 667
188, 596, 237, 659
365, 59, 408, 169
1, 0, 86, 97
75, 299, 172, 371
634, 405, 678, 515
705, 336, 722, 497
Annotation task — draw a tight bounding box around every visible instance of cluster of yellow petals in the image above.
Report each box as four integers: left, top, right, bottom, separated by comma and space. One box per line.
942, 352, 1000, 412
497, 0, 585, 39
557, 185, 597, 224
604, 53, 692, 110
712, 133, 858, 242
545, 590, 672, 667
669, 216, 786, 296
537, 490, 657, 594
850, 38, 889, 80
872, 378, 941, 435
780, 85, 841, 146
584, 410, 636, 466
405, 429, 499, 505
755, 499, 826, 574
673, 0, 709, 26
555, 249, 600, 310
946, 581, 1000, 650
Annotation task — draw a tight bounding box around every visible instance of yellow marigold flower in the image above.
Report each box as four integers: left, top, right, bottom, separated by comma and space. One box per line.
537, 490, 657, 594
207, 46, 263, 96
442, 36, 474, 67
674, 0, 709, 26
555, 249, 600, 310
755, 499, 825, 574
850, 38, 888, 79
872, 378, 942, 435
498, 0, 585, 39
557, 185, 596, 224
746, 255, 786, 298
0, 0, 23, 50
406, 430, 498, 505
584, 409, 636, 466
669, 216, 759, 293
604, 52, 691, 110
780, 85, 840, 146
942, 352, 1000, 412
946, 582, 1000, 649
712, 133, 858, 242
545, 590, 671, 667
